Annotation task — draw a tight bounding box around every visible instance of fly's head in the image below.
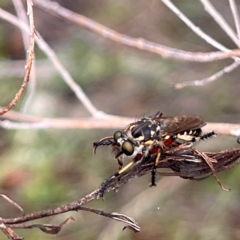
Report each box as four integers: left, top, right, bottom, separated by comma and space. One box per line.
113, 130, 133, 155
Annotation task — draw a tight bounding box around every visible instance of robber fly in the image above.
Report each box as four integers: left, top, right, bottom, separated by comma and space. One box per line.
94, 112, 215, 196
94, 111, 214, 165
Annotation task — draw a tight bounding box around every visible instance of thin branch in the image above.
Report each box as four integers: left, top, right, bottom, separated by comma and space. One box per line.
76, 208, 140, 232
0, 117, 133, 130
4, 208, 140, 234
203, 123, 240, 137
161, 0, 232, 52
1, 109, 240, 136
0, 7, 101, 117
1, 189, 140, 233
32, 0, 240, 62
12, 0, 29, 47
173, 59, 240, 88
2, 189, 98, 225
229, 0, 240, 39
12, 0, 37, 114
8, 217, 75, 235
0, 0, 35, 116
0, 219, 22, 240
162, 0, 240, 89
161, 0, 240, 88
200, 0, 240, 48
0, 194, 24, 216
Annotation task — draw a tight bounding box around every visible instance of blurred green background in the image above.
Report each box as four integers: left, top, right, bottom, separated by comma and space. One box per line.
0, 0, 240, 239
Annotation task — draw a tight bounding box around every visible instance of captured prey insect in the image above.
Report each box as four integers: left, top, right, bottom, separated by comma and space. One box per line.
93, 111, 216, 196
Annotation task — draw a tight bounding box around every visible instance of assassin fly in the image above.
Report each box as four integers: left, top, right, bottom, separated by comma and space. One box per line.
94, 112, 216, 196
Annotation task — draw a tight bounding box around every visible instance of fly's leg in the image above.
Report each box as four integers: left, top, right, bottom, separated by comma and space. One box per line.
116, 157, 123, 170
149, 151, 161, 187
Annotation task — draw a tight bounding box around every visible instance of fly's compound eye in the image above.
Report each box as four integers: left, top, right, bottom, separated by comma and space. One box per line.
122, 140, 134, 156
113, 131, 123, 143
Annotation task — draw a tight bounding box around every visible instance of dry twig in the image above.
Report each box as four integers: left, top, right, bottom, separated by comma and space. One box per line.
173, 59, 240, 88
200, 0, 240, 47
229, 0, 240, 39
0, 219, 22, 240
12, 0, 37, 113
1, 109, 240, 136
161, 0, 240, 88
0, 111, 133, 129
162, 0, 240, 88
0, 146, 239, 237
33, 0, 240, 62
0, 8, 100, 117
0, 0, 35, 116
0, 195, 24, 216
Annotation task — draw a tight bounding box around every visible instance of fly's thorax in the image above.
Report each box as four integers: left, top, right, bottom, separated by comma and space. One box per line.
125, 120, 162, 142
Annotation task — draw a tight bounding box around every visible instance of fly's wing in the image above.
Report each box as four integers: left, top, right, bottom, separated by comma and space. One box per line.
157, 115, 206, 135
